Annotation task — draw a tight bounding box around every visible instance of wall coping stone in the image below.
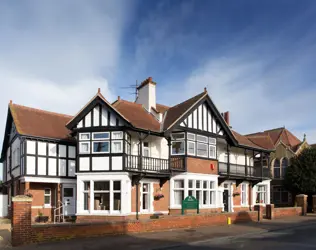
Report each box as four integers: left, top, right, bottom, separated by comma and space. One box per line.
296, 194, 307, 197
12, 195, 33, 202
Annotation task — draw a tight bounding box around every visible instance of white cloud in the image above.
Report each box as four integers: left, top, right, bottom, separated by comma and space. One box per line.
0, 0, 133, 179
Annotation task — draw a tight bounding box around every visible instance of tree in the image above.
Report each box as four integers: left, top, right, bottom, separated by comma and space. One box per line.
284, 147, 316, 195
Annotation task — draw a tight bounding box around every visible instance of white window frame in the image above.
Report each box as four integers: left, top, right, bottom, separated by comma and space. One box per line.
111, 140, 123, 153
187, 141, 196, 156
83, 181, 90, 211
196, 142, 208, 158
256, 185, 267, 204
171, 132, 185, 140
173, 180, 185, 206
209, 137, 216, 145
92, 140, 110, 154
79, 133, 90, 141
92, 132, 110, 140
79, 141, 90, 154
197, 135, 208, 143
209, 145, 216, 159
171, 140, 185, 156
143, 142, 150, 157
111, 131, 123, 140
241, 183, 248, 206
44, 188, 51, 207
187, 133, 196, 141
140, 182, 150, 212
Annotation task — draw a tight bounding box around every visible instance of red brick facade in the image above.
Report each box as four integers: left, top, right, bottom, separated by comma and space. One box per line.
186, 157, 218, 175
266, 204, 302, 219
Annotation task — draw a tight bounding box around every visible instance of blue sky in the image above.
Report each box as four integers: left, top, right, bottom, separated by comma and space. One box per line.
1, 0, 316, 178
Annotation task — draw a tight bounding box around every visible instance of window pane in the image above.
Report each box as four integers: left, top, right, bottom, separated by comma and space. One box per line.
80, 133, 90, 140
44, 196, 50, 205
44, 189, 50, 195
210, 181, 215, 189
209, 145, 216, 158
196, 190, 201, 203
174, 190, 184, 205
112, 132, 123, 139
281, 191, 289, 203
196, 180, 201, 189
113, 193, 121, 211
93, 141, 109, 153
197, 135, 208, 143
172, 133, 185, 140
64, 188, 73, 197
188, 190, 193, 197
114, 181, 121, 191
93, 133, 110, 140
203, 190, 208, 205
112, 141, 122, 153
187, 133, 195, 141
172, 141, 185, 155
209, 138, 216, 145
187, 141, 195, 155
94, 193, 110, 210
84, 193, 90, 210
94, 181, 110, 191
80, 143, 89, 153
203, 181, 207, 189
174, 180, 184, 188
84, 181, 90, 191
142, 193, 149, 209
197, 143, 208, 157
210, 191, 215, 205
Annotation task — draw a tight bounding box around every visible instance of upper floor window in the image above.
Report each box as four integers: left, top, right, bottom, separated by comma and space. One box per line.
93, 141, 110, 153
80, 133, 90, 140
184, 132, 216, 159
93, 132, 110, 140
273, 159, 280, 178
281, 158, 288, 178
171, 133, 185, 155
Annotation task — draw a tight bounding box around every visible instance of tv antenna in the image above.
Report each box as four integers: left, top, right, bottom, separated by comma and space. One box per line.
120, 80, 139, 100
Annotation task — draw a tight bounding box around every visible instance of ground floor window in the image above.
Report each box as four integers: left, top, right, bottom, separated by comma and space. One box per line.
272, 186, 289, 204
172, 177, 217, 207
83, 180, 121, 212
174, 180, 185, 205
241, 183, 247, 205
256, 185, 267, 204
44, 188, 51, 206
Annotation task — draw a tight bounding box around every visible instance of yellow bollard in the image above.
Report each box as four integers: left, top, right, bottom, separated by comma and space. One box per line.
227, 217, 231, 225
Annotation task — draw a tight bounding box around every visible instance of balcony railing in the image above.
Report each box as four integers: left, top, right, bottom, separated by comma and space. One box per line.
125, 155, 169, 173
124, 155, 186, 174
219, 162, 271, 178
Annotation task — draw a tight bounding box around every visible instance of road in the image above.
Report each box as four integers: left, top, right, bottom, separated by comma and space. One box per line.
167, 223, 316, 250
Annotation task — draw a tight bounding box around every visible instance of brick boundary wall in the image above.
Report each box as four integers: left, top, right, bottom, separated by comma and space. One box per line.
31, 211, 257, 244
266, 204, 302, 220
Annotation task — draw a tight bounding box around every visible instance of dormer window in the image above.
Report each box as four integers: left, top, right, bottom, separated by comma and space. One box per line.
171, 133, 185, 155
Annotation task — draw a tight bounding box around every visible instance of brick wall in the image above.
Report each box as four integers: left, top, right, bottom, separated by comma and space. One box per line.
169, 207, 222, 215
186, 157, 218, 175
266, 205, 302, 219
31, 211, 257, 245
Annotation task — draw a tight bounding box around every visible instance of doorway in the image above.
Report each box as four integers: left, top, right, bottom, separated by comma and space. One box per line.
223, 189, 229, 212
141, 183, 151, 212
62, 184, 76, 216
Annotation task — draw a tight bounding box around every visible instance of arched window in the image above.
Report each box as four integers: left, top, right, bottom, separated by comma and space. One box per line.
281, 158, 288, 178
273, 159, 280, 178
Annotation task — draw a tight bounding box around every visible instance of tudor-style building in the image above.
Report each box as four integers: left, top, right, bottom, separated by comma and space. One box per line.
246, 127, 309, 207
1, 77, 271, 222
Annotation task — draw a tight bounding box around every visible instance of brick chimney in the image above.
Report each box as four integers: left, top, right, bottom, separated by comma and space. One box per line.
223, 111, 230, 126
136, 77, 157, 112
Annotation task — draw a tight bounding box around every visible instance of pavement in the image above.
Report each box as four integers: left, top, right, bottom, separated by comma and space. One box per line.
2, 215, 316, 249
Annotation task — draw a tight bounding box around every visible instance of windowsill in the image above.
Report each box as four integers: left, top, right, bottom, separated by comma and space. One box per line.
43, 205, 52, 208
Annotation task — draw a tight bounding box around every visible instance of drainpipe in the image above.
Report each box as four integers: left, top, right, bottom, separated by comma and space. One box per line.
136, 180, 139, 220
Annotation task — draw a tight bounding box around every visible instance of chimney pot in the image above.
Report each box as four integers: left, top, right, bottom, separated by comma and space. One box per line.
98, 88, 101, 93
9, 100, 12, 104
204, 87, 207, 93
148, 77, 152, 82
118, 96, 120, 101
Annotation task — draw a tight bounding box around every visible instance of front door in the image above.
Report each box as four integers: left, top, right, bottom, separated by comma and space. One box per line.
223, 190, 229, 212
63, 185, 76, 216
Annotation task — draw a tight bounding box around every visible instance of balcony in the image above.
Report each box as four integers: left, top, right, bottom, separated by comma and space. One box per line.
218, 162, 271, 179
124, 155, 186, 174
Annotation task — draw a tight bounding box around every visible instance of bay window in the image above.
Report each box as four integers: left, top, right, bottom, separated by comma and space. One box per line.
256, 185, 267, 204
112, 141, 123, 153
172, 141, 185, 155
173, 180, 184, 205
173, 178, 217, 208
197, 143, 208, 157
93, 141, 109, 153
79, 142, 90, 154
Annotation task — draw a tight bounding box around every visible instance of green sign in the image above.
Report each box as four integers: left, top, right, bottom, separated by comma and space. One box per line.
181, 196, 199, 215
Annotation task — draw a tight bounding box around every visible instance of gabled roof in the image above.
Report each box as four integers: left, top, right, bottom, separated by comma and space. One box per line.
66, 91, 130, 129
246, 127, 302, 151
9, 103, 73, 141
163, 91, 207, 131
231, 130, 268, 151
112, 99, 161, 132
